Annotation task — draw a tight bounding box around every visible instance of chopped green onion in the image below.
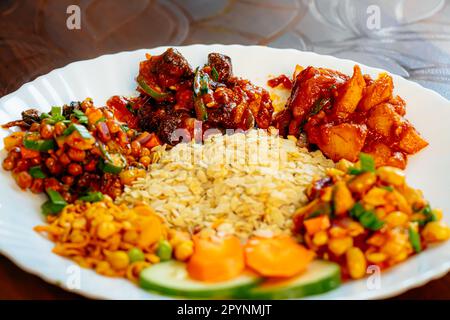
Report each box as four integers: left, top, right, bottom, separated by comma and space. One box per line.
29, 166, 47, 179
73, 109, 88, 125
51, 106, 62, 117
194, 96, 208, 121
46, 189, 67, 206
310, 98, 330, 116
360, 153, 376, 172
23, 134, 56, 151
381, 185, 394, 192
348, 153, 376, 175
98, 153, 126, 174
78, 191, 104, 202
63, 123, 93, 139
211, 66, 219, 82
42, 189, 67, 216
95, 116, 106, 124
120, 124, 129, 132
408, 226, 422, 253
350, 202, 365, 219
350, 202, 384, 231
40, 113, 50, 120
305, 203, 332, 220
137, 77, 170, 100
41, 201, 65, 216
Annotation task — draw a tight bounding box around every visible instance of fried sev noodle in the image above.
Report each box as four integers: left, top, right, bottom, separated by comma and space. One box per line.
34, 197, 167, 282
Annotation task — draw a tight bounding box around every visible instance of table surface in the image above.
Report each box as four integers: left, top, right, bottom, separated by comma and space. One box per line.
1, 0, 450, 299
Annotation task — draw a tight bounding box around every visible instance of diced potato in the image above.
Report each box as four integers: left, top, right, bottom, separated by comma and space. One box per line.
366, 103, 402, 137
363, 143, 407, 169
358, 72, 394, 111
398, 125, 428, 154
334, 65, 366, 118
311, 123, 368, 162
388, 95, 406, 116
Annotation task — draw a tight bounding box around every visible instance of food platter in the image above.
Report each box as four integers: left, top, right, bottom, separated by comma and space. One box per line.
0, 45, 449, 300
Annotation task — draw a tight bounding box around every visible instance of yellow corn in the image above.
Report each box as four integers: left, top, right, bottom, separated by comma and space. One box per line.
326, 168, 345, 178
97, 221, 117, 239
312, 231, 328, 246
328, 237, 353, 256
347, 221, 365, 237
346, 247, 367, 279
376, 166, 405, 186
367, 233, 386, 247
422, 221, 450, 242
329, 226, 347, 238
363, 187, 388, 206
366, 251, 387, 263
384, 211, 409, 227
145, 253, 161, 264
106, 251, 130, 270
336, 159, 354, 172
347, 172, 377, 194
174, 240, 194, 261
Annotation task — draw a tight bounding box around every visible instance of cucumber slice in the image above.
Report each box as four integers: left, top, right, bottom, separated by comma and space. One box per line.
239, 260, 341, 299
139, 261, 261, 298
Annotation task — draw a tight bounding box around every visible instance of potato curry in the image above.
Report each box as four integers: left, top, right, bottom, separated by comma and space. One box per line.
272, 65, 428, 169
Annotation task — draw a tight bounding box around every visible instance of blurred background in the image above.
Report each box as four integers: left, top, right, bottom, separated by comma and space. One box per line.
1, 0, 450, 98
0, 0, 449, 299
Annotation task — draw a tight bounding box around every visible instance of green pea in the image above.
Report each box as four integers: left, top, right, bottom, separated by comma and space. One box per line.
128, 247, 145, 263
156, 240, 172, 261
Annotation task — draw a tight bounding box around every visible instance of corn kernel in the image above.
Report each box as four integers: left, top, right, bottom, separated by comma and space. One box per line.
328, 237, 353, 256
97, 221, 116, 239
336, 159, 353, 172
123, 230, 138, 243
367, 233, 386, 247
106, 251, 130, 270
366, 251, 387, 263
376, 166, 405, 186
384, 211, 409, 227
346, 247, 367, 279
329, 226, 347, 238
347, 172, 377, 194
422, 221, 450, 242
347, 221, 365, 237
145, 253, 161, 264
312, 231, 328, 246
363, 187, 388, 206
174, 240, 194, 261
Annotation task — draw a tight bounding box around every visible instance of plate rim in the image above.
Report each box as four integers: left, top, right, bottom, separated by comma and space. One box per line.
1, 44, 449, 300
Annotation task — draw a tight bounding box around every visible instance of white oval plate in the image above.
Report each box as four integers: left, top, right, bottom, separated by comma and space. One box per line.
1, 45, 449, 300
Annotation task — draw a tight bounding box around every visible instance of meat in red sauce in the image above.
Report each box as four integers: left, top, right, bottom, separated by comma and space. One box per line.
116, 48, 274, 145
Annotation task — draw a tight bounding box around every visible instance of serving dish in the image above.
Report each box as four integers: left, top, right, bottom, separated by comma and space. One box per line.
0, 45, 449, 299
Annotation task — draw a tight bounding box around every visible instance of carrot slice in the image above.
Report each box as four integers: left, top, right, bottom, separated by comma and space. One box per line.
303, 215, 330, 235
187, 235, 245, 282
245, 236, 314, 278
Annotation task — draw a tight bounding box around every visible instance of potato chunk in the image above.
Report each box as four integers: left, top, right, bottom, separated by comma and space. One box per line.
358, 72, 393, 111
334, 65, 366, 118
309, 123, 368, 162
398, 125, 428, 154
367, 103, 402, 137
